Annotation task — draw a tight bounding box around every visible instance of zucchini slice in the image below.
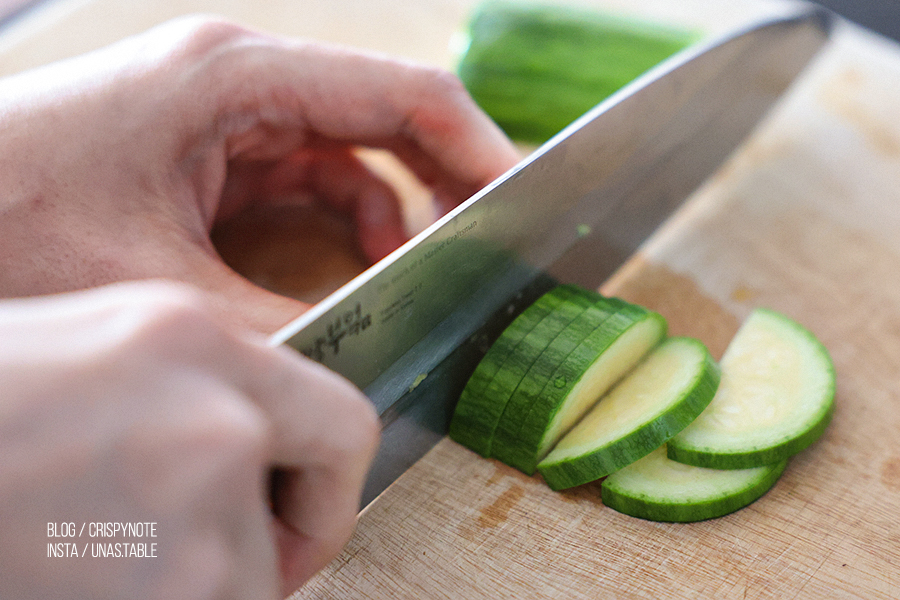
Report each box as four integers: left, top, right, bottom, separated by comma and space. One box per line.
537, 336, 718, 490
492, 303, 668, 475
667, 308, 835, 469
601, 446, 787, 522
449, 285, 596, 456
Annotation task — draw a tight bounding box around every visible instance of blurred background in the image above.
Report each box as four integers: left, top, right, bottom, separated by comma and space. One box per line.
2, 0, 900, 40
4, 0, 900, 42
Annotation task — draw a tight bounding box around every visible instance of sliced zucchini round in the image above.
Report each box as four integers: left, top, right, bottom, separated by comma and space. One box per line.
448, 285, 595, 456
601, 446, 787, 522
667, 308, 835, 469
536, 336, 718, 490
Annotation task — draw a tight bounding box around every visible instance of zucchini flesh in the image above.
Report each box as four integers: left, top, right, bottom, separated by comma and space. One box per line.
537, 337, 719, 490
667, 308, 835, 469
456, 1, 700, 143
449, 285, 596, 456
601, 446, 787, 522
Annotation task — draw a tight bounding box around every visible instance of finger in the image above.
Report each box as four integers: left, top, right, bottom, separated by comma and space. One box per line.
355, 185, 407, 262
294, 148, 407, 263
222, 147, 408, 263
0, 282, 285, 600
237, 347, 379, 591
299, 51, 522, 210
179, 25, 521, 212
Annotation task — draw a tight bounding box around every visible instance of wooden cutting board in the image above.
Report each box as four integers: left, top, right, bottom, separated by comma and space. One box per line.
2, 1, 899, 598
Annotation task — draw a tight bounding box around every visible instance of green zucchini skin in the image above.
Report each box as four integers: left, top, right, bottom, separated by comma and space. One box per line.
666, 308, 836, 470
457, 1, 700, 143
489, 296, 632, 473
536, 336, 718, 490
448, 287, 567, 455
601, 447, 787, 523
665, 406, 833, 470
449, 285, 597, 456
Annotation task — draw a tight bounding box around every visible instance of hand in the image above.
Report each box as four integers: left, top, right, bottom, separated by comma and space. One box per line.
0, 15, 520, 333
0, 281, 380, 599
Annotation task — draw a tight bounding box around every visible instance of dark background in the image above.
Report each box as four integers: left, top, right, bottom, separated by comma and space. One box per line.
812, 0, 900, 41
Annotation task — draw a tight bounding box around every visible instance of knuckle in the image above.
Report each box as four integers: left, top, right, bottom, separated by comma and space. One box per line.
314, 361, 380, 446
160, 14, 252, 59
164, 389, 271, 474
150, 15, 282, 113
132, 289, 211, 336
100, 281, 225, 356
413, 65, 468, 99
266, 348, 381, 466
141, 392, 271, 506
402, 65, 477, 133
200, 393, 270, 459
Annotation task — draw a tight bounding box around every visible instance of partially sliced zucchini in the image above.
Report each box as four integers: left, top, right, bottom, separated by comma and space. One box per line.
449, 286, 566, 455
449, 285, 596, 456
536, 336, 718, 490
488, 296, 629, 470
493, 303, 668, 475
601, 446, 787, 522
667, 308, 835, 469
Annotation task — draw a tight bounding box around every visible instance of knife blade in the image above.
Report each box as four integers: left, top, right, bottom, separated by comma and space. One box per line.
270, 4, 832, 506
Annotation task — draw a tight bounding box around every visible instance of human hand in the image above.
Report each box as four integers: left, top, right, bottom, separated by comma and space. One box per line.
0, 281, 380, 598
0, 15, 521, 333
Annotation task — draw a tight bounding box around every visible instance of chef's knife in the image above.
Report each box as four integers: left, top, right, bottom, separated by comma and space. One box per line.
271, 4, 832, 506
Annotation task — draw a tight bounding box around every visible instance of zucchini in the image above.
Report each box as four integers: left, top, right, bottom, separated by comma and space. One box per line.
449, 285, 597, 456
537, 337, 719, 490
491, 301, 667, 475
449, 285, 834, 523
601, 446, 787, 522
456, 1, 700, 143
668, 308, 835, 469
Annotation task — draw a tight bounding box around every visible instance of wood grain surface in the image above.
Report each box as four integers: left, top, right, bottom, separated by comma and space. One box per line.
2, 1, 899, 598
